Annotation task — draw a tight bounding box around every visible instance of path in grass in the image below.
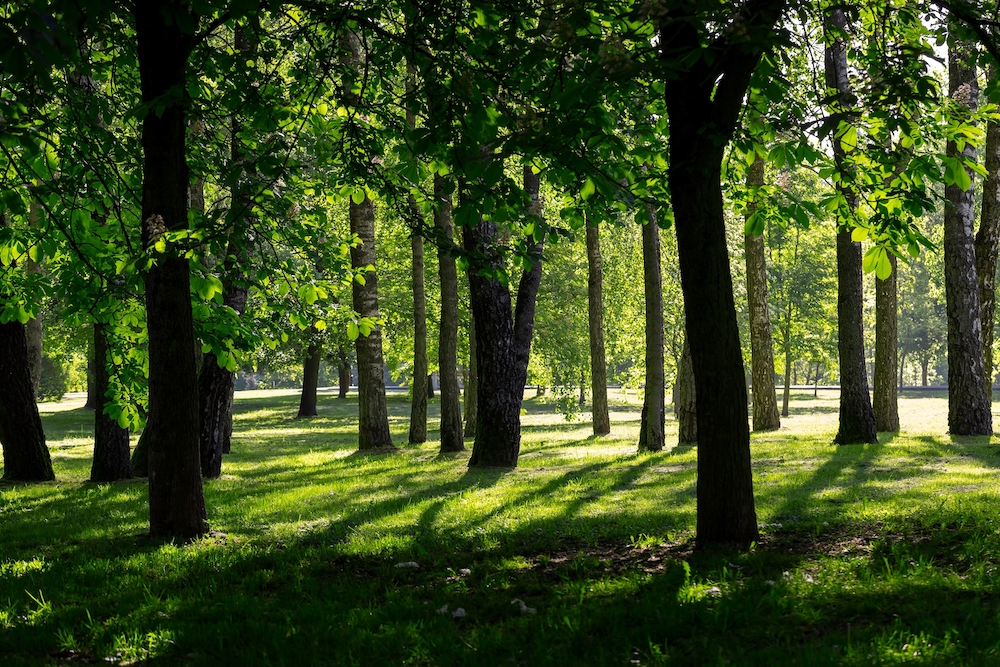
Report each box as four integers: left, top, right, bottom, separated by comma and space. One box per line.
2, 389, 1000, 665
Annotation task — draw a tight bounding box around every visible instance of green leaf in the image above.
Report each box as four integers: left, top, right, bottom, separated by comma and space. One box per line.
581, 178, 596, 201
347, 321, 360, 340
351, 188, 366, 205
851, 226, 869, 243
875, 252, 893, 280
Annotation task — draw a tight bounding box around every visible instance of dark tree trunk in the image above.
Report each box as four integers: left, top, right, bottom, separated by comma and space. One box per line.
297, 342, 322, 418
409, 232, 428, 444
586, 215, 611, 436
662, 4, 774, 546
826, 8, 877, 445
744, 157, 781, 431
944, 37, 992, 435
91, 323, 132, 482
874, 256, 900, 432
337, 346, 351, 399
464, 311, 478, 436
198, 353, 237, 477
351, 197, 395, 450
977, 71, 1000, 401
0, 321, 54, 481
436, 175, 464, 452
638, 204, 665, 452
25, 202, 42, 397
427, 374, 435, 398
134, 1, 206, 538
677, 336, 697, 445
466, 166, 543, 468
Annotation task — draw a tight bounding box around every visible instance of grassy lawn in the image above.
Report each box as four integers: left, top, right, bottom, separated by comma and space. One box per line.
4, 388, 1000, 665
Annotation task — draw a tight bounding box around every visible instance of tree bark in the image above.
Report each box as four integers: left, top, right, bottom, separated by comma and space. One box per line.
351, 196, 395, 450
874, 256, 900, 432
638, 204, 665, 452
25, 201, 42, 397
297, 341, 322, 418
90, 323, 132, 482
435, 175, 465, 452
84, 337, 97, 410
0, 320, 54, 481
744, 157, 781, 431
826, 7, 877, 445
585, 215, 611, 436
464, 309, 478, 436
409, 230, 429, 444
662, 5, 773, 546
977, 70, 1000, 400
944, 37, 992, 435
134, 1, 206, 538
466, 166, 543, 468
677, 335, 697, 445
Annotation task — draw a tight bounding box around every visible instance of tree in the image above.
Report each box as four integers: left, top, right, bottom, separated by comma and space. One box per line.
825, 7, 877, 445
874, 256, 900, 432
638, 202, 664, 453
943, 35, 992, 435
90, 322, 131, 482
435, 175, 464, 452
133, 0, 206, 537
586, 214, 610, 435
976, 67, 1000, 397
297, 338, 323, 418
743, 156, 781, 431
0, 319, 54, 481
675, 335, 696, 445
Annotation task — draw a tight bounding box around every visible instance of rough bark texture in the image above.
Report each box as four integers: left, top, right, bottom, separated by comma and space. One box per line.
465, 166, 543, 468
464, 309, 478, 435
409, 231, 429, 444
826, 8, 878, 445
351, 197, 395, 450
25, 202, 42, 396
585, 215, 611, 436
874, 256, 900, 432
297, 342, 322, 418
944, 38, 992, 435
84, 336, 97, 410
662, 3, 774, 547
135, 1, 206, 538
0, 320, 54, 481
638, 204, 665, 452
976, 81, 1000, 399
677, 336, 697, 445
337, 346, 351, 399
744, 157, 781, 431
435, 175, 465, 452
90, 323, 131, 482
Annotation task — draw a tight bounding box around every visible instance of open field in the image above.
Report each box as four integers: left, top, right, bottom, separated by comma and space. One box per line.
3, 388, 1000, 665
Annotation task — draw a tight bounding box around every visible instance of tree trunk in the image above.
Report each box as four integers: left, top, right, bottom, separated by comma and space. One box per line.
977, 69, 1000, 401
464, 310, 478, 436
84, 333, 97, 410
677, 336, 697, 445
922, 358, 929, 386
297, 342, 322, 418
91, 323, 131, 482
351, 197, 395, 450
0, 320, 54, 481
466, 166, 543, 468
337, 346, 351, 399
586, 215, 611, 436
638, 203, 665, 452
781, 309, 792, 418
435, 175, 464, 452
826, 8, 877, 445
944, 37, 992, 435
134, 1, 206, 538
427, 374, 435, 399
744, 156, 781, 431
131, 428, 149, 477
874, 256, 900, 432
409, 230, 429, 445
663, 9, 769, 546
25, 201, 43, 397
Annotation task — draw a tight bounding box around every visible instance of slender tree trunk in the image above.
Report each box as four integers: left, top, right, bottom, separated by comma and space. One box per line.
427, 374, 435, 398
134, 1, 206, 538
84, 331, 97, 410
464, 310, 478, 436
0, 320, 54, 481
409, 229, 429, 444
921, 358, 929, 386
677, 336, 697, 445
466, 166, 543, 467
944, 36, 992, 435
977, 70, 1000, 401
744, 157, 781, 431
826, 8, 877, 445
297, 342, 322, 418
337, 346, 351, 399
586, 215, 611, 435
781, 310, 792, 418
899, 348, 906, 389
663, 10, 769, 546
638, 204, 665, 452
25, 201, 42, 397
436, 175, 464, 452
91, 323, 131, 482
874, 256, 900, 431
351, 197, 394, 450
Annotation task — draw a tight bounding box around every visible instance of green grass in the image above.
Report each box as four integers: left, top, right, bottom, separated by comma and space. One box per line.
4, 388, 1000, 665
